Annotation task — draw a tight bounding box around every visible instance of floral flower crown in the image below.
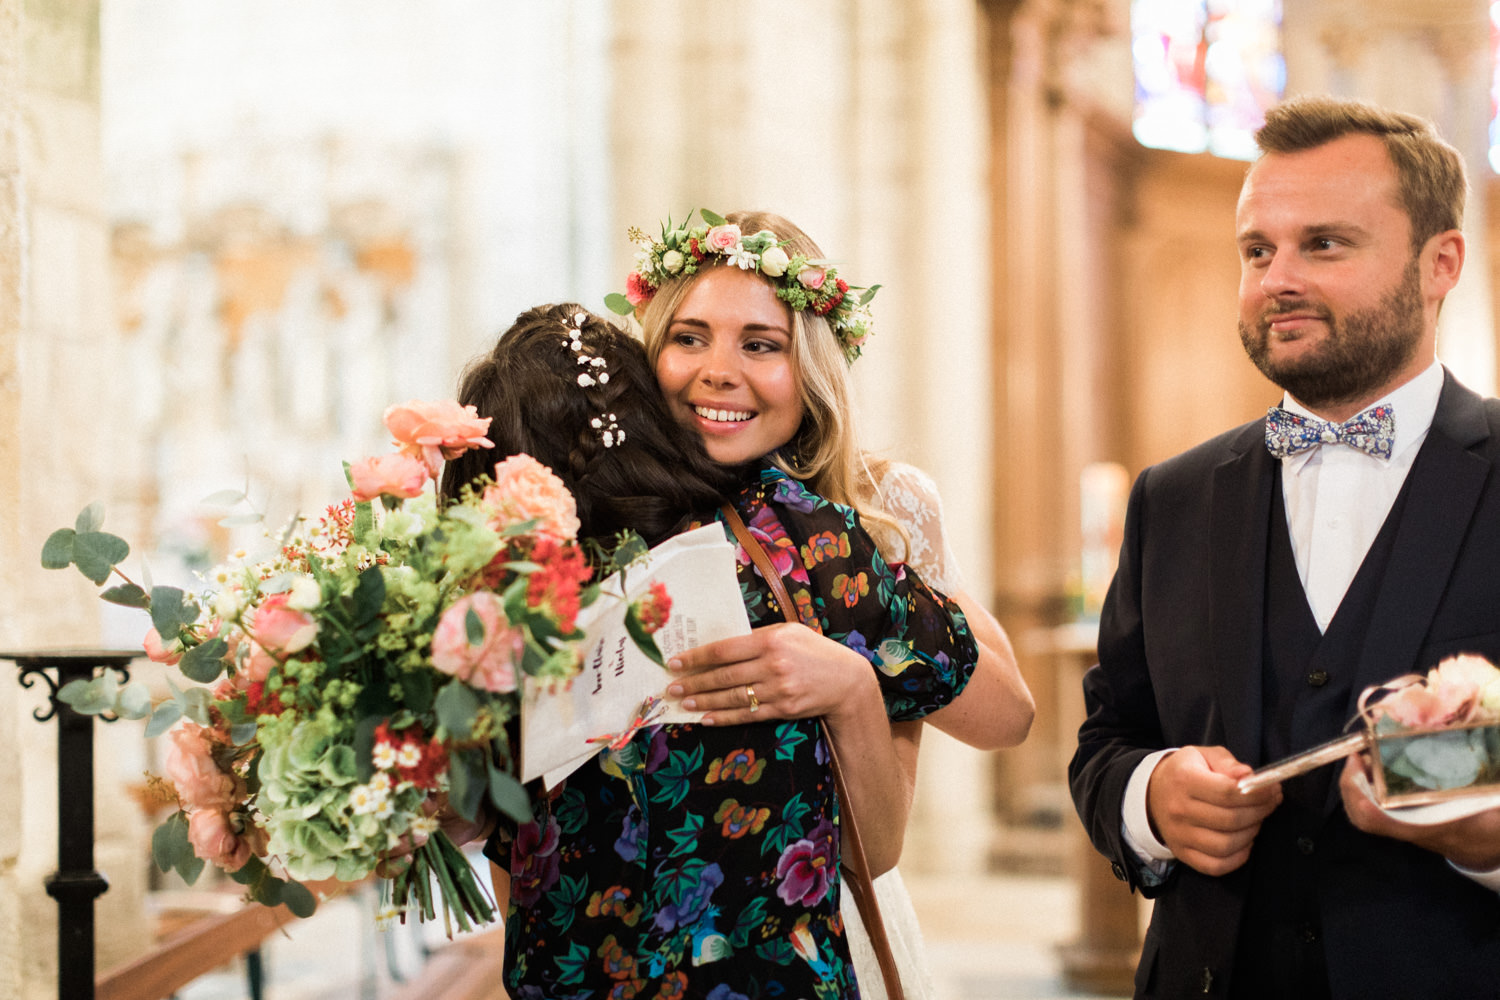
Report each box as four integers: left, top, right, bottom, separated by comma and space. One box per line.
604, 209, 879, 364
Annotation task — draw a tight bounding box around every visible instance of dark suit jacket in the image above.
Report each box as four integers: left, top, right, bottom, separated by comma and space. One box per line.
1069, 371, 1500, 998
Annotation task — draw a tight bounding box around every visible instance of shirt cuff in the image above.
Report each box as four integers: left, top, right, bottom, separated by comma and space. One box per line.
1449, 858, 1500, 893
1122, 748, 1178, 864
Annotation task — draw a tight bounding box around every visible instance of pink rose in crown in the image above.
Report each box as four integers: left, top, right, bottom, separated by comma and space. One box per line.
350, 452, 430, 503
165, 722, 242, 812
705, 224, 742, 253
142, 627, 183, 665
384, 399, 495, 475
797, 265, 827, 291
484, 454, 581, 541
187, 808, 254, 872
431, 592, 520, 693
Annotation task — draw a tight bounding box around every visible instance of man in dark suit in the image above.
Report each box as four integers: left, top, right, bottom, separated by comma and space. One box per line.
1069, 94, 1500, 998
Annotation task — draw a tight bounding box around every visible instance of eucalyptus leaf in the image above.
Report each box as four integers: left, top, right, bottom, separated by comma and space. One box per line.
40, 529, 75, 570
148, 587, 198, 644
180, 685, 216, 725
465, 607, 485, 646
218, 512, 265, 528
603, 292, 635, 316
179, 637, 229, 684
101, 582, 151, 608
699, 208, 727, 226
72, 531, 130, 585
115, 681, 154, 720
859, 284, 882, 305
56, 677, 114, 715
145, 700, 183, 738
75, 503, 106, 533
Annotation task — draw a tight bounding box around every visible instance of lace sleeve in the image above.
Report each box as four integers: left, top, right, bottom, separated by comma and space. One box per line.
874, 462, 965, 596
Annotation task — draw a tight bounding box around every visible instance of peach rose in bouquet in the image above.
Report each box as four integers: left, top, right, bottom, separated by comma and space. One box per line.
384, 399, 494, 475
482, 453, 580, 541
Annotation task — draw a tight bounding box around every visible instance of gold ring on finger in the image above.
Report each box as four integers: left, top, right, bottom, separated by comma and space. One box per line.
746, 684, 760, 713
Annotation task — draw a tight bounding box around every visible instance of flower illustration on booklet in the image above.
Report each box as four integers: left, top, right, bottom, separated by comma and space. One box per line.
1241, 654, 1500, 811
41, 399, 669, 933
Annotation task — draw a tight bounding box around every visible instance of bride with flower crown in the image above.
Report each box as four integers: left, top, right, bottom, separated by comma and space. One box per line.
624, 208, 1035, 998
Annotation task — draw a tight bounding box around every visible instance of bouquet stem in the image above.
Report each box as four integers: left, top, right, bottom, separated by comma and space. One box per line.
386, 830, 496, 935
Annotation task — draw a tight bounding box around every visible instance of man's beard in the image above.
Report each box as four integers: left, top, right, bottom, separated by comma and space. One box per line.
1239, 258, 1424, 410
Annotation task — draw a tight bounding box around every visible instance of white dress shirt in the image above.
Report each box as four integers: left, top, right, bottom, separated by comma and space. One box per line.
1120, 362, 1500, 891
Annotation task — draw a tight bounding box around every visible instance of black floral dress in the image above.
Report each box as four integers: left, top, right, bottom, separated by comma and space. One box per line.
490, 469, 977, 1000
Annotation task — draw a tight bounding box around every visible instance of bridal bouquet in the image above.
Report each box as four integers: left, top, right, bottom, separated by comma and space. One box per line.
42, 400, 670, 932
1358, 654, 1500, 806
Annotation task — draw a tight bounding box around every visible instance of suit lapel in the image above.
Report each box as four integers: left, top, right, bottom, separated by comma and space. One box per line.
1211, 423, 1277, 764
1349, 374, 1493, 709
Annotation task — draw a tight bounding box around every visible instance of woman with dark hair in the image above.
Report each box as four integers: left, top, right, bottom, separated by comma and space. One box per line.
443, 303, 976, 998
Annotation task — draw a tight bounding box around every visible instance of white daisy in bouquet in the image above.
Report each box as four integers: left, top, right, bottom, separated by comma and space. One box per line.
43, 399, 670, 932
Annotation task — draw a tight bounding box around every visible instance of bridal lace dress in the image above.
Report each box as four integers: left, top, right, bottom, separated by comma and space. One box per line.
846, 461, 970, 1000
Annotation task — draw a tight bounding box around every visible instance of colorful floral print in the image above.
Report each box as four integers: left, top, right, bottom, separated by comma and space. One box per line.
491, 468, 976, 998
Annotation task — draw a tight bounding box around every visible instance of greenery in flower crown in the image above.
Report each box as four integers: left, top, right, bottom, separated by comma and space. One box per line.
604, 208, 880, 364
40, 400, 673, 934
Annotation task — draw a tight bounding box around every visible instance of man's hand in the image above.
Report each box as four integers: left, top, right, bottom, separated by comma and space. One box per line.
1147, 745, 1282, 876
1339, 755, 1500, 871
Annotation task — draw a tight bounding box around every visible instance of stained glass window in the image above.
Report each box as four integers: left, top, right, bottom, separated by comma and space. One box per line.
1132, 0, 1285, 160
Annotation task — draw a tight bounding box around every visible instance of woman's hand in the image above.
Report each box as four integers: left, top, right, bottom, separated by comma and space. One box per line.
665, 622, 881, 726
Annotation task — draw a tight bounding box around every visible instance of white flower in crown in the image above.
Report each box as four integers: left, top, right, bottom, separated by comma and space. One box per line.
724, 243, 759, 270
662, 249, 685, 274
760, 245, 790, 277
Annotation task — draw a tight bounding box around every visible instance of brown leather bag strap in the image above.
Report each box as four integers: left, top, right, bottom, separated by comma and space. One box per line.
719, 504, 906, 1000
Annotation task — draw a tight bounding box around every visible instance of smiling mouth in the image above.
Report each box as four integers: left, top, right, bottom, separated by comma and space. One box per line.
692, 404, 754, 423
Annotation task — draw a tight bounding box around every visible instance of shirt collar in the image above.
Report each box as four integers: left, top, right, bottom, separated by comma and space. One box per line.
1278, 361, 1443, 468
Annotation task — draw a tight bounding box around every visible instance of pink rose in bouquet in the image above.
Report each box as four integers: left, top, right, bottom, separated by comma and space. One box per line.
248, 593, 318, 656
187, 808, 257, 872
431, 592, 520, 693
483, 454, 580, 541
143, 627, 184, 665
385, 399, 495, 475
165, 722, 242, 812
351, 452, 430, 502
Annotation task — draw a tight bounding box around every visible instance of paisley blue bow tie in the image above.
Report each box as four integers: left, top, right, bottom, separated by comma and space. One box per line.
1264, 404, 1396, 460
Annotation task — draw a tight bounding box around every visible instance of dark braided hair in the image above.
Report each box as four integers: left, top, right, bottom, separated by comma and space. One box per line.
440, 303, 738, 549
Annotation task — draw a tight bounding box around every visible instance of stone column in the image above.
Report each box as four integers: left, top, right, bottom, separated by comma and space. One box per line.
7, 3, 152, 998
1285, 0, 1496, 393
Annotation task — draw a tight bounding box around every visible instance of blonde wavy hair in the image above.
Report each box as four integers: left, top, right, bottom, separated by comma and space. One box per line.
637, 209, 906, 554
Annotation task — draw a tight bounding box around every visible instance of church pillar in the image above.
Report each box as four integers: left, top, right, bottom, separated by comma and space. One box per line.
1285, 0, 1496, 394
6, 3, 152, 997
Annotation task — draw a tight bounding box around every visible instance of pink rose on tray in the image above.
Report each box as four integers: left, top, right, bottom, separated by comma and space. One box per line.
248, 593, 318, 656
431, 592, 520, 694
1368, 654, 1500, 729
384, 399, 495, 475
483, 454, 581, 541
704, 224, 742, 253
350, 452, 430, 502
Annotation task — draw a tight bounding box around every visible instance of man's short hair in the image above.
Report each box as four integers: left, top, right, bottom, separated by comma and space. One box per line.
1255, 94, 1467, 251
